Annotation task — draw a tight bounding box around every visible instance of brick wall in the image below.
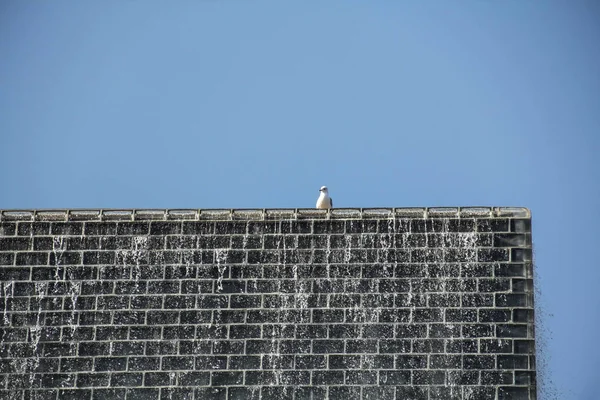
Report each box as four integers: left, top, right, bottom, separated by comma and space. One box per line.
0, 208, 535, 400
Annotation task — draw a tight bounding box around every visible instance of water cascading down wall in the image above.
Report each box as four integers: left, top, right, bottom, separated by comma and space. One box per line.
0, 207, 535, 400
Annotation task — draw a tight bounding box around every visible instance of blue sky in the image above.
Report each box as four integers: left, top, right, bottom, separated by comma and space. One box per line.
1, 1, 599, 397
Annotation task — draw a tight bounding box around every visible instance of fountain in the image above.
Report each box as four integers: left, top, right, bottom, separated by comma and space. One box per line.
0, 207, 536, 399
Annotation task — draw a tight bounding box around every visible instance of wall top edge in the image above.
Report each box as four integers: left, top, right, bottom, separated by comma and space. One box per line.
0, 207, 531, 222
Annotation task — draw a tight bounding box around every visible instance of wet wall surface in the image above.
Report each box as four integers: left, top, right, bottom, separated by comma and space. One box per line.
0, 208, 535, 399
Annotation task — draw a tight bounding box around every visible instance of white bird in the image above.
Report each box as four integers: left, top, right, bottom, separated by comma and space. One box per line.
316, 186, 333, 209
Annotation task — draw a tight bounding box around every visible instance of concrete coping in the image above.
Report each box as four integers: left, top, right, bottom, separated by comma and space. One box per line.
0, 207, 531, 222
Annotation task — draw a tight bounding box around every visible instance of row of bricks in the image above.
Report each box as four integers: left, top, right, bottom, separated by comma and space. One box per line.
0, 385, 535, 400
1, 305, 534, 325
0, 248, 531, 266
0, 233, 529, 252
1, 277, 531, 295
0, 353, 535, 374
1, 337, 534, 358
1, 293, 533, 313
1, 305, 533, 326
1, 323, 536, 345
1, 351, 535, 374
0, 268, 532, 288
1, 294, 533, 313
1, 321, 534, 344
0, 266, 532, 286
0, 218, 531, 236
0, 369, 536, 388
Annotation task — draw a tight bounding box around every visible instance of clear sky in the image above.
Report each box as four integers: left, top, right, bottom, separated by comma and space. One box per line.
1, 1, 599, 398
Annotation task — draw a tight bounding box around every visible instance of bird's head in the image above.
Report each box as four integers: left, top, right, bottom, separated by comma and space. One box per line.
319, 186, 328, 194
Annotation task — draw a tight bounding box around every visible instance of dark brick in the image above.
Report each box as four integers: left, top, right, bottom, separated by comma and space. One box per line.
380, 339, 411, 353
445, 309, 477, 322
329, 324, 360, 339
111, 341, 144, 356
295, 355, 326, 369
96, 326, 128, 340
463, 324, 494, 338
463, 355, 495, 369
413, 370, 446, 385
511, 248, 532, 262
179, 341, 212, 355
478, 248, 509, 261
482, 371, 514, 385
226, 325, 259, 339
126, 388, 159, 400
479, 278, 510, 292
413, 308, 443, 322
379, 370, 410, 385
85, 222, 117, 236
495, 263, 527, 277
144, 372, 171, 386
83, 251, 115, 265
498, 355, 529, 369
212, 310, 245, 325
164, 295, 197, 309
494, 233, 527, 247
396, 355, 427, 369
162, 356, 194, 370
477, 218, 509, 232
93, 388, 126, 399
160, 325, 193, 340
514, 340, 535, 354
462, 293, 494, 307
446, 339, 477, 353
480, 308, 512, 322
74, 372, 109, 387
51, 222, 83, 235
311, 339, 342, 354
361, 387, 395, 400
228, 355, 260, 369
462, 263, 493, 277
211, 371, 243, 386
429, 387, 461, 400
311, 370, 343, 385
445, 278, 477, 292
515, 371, 535, 385
497, 293, 529, 307
395, 324, 427, 338
481, 339, 512, 353
213, 340, 244, 355
57, 389, 90, 400
149, 221, 181, 235
345, 371, 377, 385
413, 339, 444, 353
328, 355, 360, 369
312, 309, 344, 323
18, 222, 51, 236
61, 358, 93, 372
498, 387, 531, 400
429, 355, 461, 369
0, 267, 30, 280
147, 281, 180, 294
0, 253, 14, 265
448, 370, 479, 385
510, 219, 531, 233
0, 222, 16, 236
116, 222, 148, 235
110, 372, 142, 386
16, 252, 47, 265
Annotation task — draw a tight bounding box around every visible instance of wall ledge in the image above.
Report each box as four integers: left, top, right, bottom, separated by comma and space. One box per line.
0, 207, 530, 222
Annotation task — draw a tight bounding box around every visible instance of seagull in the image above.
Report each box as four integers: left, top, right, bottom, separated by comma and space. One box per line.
316, 186, 333, 209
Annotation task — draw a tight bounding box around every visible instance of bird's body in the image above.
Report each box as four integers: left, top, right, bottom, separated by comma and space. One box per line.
316, 186, 333, 209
